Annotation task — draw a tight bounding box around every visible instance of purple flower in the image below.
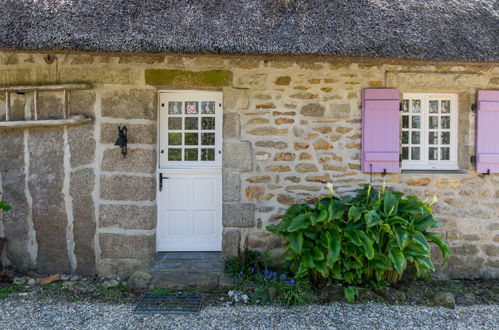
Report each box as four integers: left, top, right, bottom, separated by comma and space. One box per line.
280, 274, 286, 279
250, 267, 255, 273
289, 279, 295, 285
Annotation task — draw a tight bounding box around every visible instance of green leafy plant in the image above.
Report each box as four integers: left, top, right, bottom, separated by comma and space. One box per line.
267, 183, 450, 293
0, 193, 10, 212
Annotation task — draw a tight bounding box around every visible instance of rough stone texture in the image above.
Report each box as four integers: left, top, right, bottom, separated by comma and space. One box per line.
68, 124, 95, 167
126, 270, 152, 290
68, 91, 96, 118
223, 88, 249, 110
100, 175, 155, 201
222, 203, 255, 227
98, 259, 150, 278
70, 168, 96, 275
223, 172, 240, 202
59, 67, 142, 85
101, 89, 156, 120
28, 128, 70, 273
99, 204, 156, 230
222, 228, 241, 258
223, 113, 240, 138
145, 69, 232, 87
223, 141, 253, 172
100, 123, 156, 145
99, 234, 155, 259
101, 148, 156, 173
0, 129, 32, 271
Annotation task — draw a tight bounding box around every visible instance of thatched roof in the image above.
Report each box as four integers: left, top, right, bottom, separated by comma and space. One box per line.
0, 0, 497, 62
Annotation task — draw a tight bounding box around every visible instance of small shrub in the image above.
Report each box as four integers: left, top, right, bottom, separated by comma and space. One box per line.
0, 193, 10, 212
267, 183, 450, 298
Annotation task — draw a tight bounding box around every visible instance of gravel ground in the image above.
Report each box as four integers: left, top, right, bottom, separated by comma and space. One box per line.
0, 295, 498, 329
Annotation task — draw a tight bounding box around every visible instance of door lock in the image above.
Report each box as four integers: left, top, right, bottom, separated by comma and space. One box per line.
159, 173, 169, 191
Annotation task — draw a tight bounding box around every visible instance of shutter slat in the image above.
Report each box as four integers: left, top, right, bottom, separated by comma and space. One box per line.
361, 89, 400, 173
476, 90, 499, 173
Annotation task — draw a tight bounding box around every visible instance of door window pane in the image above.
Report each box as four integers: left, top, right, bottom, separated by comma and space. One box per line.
429, 100, 439, 113
412, 116, 420, 128
441, 116, 450, 129
429, 147, 438, 160
168, 133, 181, 145
402, 147, 409, 160
185, 101, 199, 114
168, 148, 182, 161
201, 148, 215, 161
168, 102, 182, 115
168, 117, 182, 130
401, 131, 409, 144
402, 116, 409, 128
429, 132, 438, 145
411, 147, 420, 160
441, 100, 450, 113
185, 133, 198, 145
441, 147, 450, 160
441, 132, 450, 145
429, 116, 438, 129
411, 131, 420, 144
201, 133, 215, 145
402, 100, 409, 112
201, 101, 215, 114
201, 117, 215, 130
412, 100, 421, 113
185, 117, 198, 130
185, 148, 198, 161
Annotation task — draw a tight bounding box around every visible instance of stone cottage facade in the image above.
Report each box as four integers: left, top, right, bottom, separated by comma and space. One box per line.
0, 1, 497, 280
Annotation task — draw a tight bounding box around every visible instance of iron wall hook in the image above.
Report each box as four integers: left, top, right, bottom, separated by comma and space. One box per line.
114, 125, 128, 156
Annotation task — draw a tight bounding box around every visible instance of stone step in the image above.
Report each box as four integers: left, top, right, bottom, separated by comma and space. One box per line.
149, 252, 228, 291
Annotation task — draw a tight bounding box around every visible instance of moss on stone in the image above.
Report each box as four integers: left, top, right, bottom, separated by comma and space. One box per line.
145, 69, 232, 87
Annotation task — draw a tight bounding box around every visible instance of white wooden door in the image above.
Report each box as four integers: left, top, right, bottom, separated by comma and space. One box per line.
157, 91, 223, 251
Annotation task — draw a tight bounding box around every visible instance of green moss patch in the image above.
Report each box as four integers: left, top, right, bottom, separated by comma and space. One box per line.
145, 69, 232, 87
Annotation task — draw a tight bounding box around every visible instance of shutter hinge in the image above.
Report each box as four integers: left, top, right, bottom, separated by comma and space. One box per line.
470, 155, 476, 164
399, 103, 403, 112
471, 103, 477, 112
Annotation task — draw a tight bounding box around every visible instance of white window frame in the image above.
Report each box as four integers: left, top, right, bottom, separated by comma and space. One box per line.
401, 93, 459, 170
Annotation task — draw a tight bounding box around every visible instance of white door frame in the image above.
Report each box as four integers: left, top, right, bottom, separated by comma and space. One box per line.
156, 90, 223, 252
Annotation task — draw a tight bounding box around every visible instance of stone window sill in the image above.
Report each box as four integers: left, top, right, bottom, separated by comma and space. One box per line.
401, 169, 467, 174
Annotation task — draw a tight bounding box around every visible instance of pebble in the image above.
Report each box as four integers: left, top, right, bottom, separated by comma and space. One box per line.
0, 296, 497, 329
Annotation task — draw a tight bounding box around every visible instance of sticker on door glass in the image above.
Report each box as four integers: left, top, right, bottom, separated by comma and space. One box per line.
201, 101, 215, 114
168, 102, 182, 114
185, 102, 199, 114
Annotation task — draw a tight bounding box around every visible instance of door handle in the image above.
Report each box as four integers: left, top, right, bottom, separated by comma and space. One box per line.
159, 173, 169, 191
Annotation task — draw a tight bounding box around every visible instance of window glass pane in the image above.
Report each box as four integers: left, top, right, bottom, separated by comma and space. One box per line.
441, 100, 450, 113
429, 147, 438, 160
185, 148, 198, 161
201, 117, 215, 130
201, 148, 215, 161
201, 133, 215, 145
168, 148, 181, 161
402, 116, 409, 129
441, 116, 450, 129
402, 100, 409, 112
411, 147, 420, 160
429, 100, 439, 113
401, 131, 409, 144
168, 102, 182, 115
429, 132, 438, 145
411, 116, 420, 128
441, 132, 450, 145
411, 131, 420, 144
412, 100, 421, 113
184, 133, 198, 145
429, 116, 438, 129
402, 147, 409, 160
168, 133, 181, 145
185, 101, 199, 114
441, 147, 450, 160
168, 117, 182, 130
201, 101, 215, 114
185, 117, 198, 130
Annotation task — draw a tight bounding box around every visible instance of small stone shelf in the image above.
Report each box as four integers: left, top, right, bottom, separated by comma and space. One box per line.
0, 117, 93, 129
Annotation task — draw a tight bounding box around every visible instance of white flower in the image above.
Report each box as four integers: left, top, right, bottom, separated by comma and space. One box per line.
326, 182, 334, 196
228, 290, 234, 297
428, 195, 438, 207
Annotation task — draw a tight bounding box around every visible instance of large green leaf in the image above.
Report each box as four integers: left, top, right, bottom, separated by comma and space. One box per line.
383, 191, 398, 216
328, 200, 345, 220
388, 246, 406, 274
365, 210, 381, 228
288, 213, 311, 232
348, 206, 363, 221
289, 232, 304, 253
358, 231, 374, 260
315, 209, 328, 224
312, 246, 325, 261
326, 231, 341, 263
412, 232, 430, 251
344, 286, 358, 303
394, 228, 410, 250
373, 254, 392, 270
425, 232, 451, 262
414, 214, 436, 231
344, 229, 362, 246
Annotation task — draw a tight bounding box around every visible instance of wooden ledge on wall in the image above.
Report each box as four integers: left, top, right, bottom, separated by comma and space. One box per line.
0, 116, 93, 129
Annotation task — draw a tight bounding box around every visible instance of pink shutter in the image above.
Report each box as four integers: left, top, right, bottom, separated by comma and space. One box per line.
361, 89, 400, 173
476, 90, 499, 174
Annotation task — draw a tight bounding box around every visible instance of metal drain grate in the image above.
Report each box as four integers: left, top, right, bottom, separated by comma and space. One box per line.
133, 292, 205, 314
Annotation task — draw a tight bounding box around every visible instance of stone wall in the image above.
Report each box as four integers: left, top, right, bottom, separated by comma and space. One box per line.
0, 51, 497, 278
